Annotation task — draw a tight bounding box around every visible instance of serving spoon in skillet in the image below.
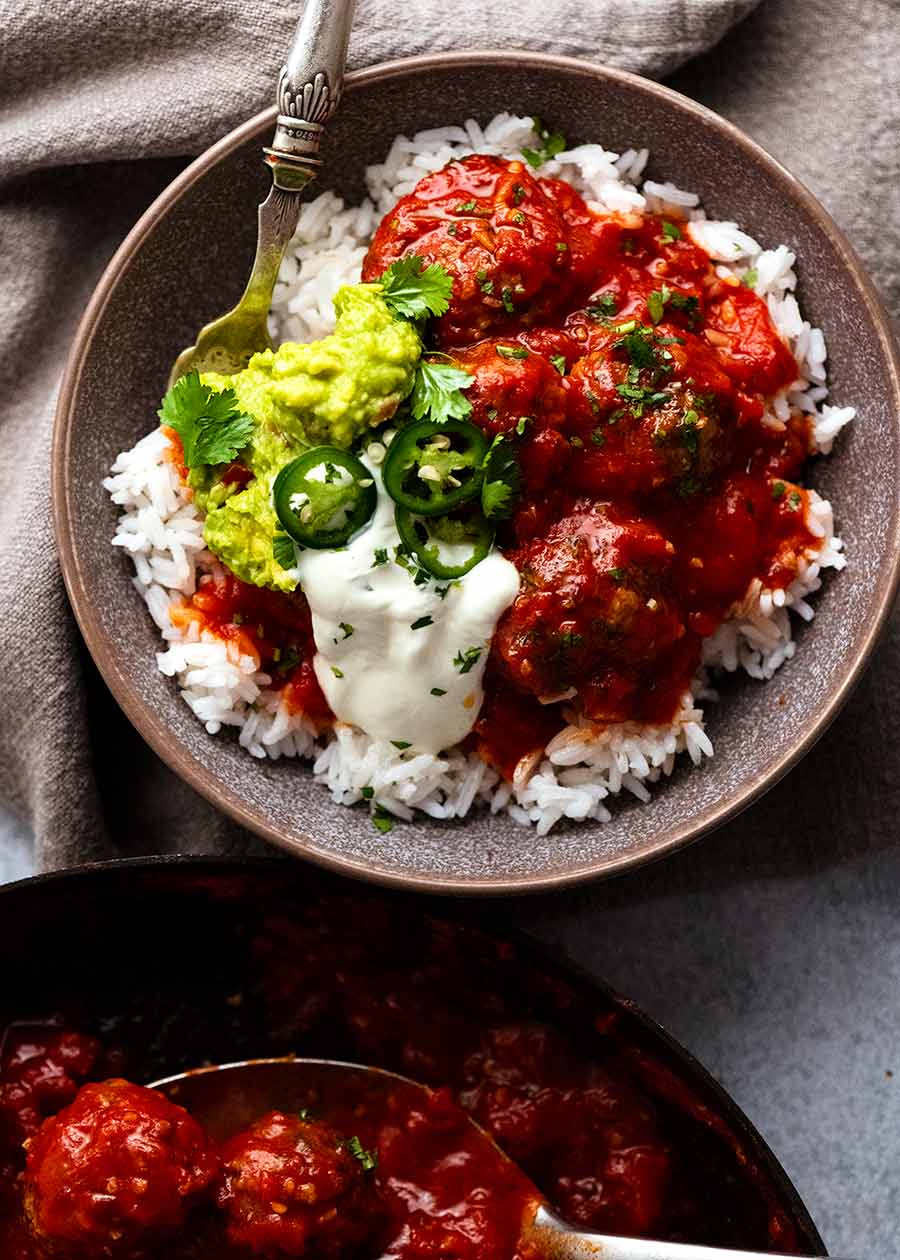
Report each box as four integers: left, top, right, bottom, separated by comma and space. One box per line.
168, 0, 356, 387
152, 1057, 854, 1260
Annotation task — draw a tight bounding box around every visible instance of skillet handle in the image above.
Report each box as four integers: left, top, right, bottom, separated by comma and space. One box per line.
263, 0, 358, 190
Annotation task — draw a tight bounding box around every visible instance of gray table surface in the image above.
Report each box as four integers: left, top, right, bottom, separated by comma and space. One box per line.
3, 0, 898, 1255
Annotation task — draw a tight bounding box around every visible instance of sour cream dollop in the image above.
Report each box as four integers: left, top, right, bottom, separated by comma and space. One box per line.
295, 460, 519, 753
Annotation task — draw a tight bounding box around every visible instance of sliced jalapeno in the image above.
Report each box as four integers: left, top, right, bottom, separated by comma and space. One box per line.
382, 418, 488, 517
395, 501, 494, 579
273, 447, 376, 549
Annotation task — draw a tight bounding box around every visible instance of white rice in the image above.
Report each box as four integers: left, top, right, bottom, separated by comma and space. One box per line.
104, 115, 852, 836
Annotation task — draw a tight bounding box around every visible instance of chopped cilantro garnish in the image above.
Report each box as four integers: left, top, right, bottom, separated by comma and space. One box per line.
615, 383, 671, 415
345, 1136, 378, 1172
391, 739, 412, 749
456, 200, 476, 212
361, 786, 374, 799
411, 358, 474, 425
372, 548, 389, 567
338, 622, 354, 639
772, 480, 787, 500
331, 666, 344, 679
616, 326, 657, 369
512, 183, 527, 205
742, 267, 759, 289
590, 293, 619, 319
158, 372, 254, 470
668, 291, 701, 325
515, 416, 532, 436
680, 409, 699, 453
557, 630, 583, 650
273, 533, 295, 569
646, 284, 700, 328
551, 354, 567, 376
647, 288, 666, 325
454, 646, 482, 674
661, 220, 682, 241
556, 241, 568, 252
276, 646, 301, 673
496, 345, 529, 360
501, 287, 516, 314
378, 255, 453, 320
513, 211, 526, 225
372, 806, 394, 834
522, 117, 567, 168
789, 490, 802, 510
410, 616, 433, 630
608, 567, 625, 583
591, 428, 606, 447
430, 687, 447, 696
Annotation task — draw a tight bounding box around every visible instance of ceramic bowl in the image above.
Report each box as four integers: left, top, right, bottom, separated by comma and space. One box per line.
54, 52, 900, 893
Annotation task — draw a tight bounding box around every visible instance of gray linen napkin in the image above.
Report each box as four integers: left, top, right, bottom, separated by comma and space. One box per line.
1, 0, 897, 871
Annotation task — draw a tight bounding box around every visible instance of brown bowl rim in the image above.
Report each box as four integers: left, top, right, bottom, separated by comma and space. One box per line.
53, 50, 900, 897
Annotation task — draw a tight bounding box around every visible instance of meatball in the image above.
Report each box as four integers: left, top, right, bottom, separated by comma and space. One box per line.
704, 282, 797, 395
378, 1086, 529, 1260
23, 1079, 219, 1257
494, 502, 685, 714
217, 1111, 379, 1256
566, 322, 734, 497
460, 1024, 670, 1237
450, 338, 568, 438
363, 155, 587, 346
0, 1027, 102, 1155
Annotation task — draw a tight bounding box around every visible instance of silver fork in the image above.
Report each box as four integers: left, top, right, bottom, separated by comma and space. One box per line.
168, 0, 356, 388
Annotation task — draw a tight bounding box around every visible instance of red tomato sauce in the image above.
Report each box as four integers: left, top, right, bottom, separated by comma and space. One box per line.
172, 154, 819, 782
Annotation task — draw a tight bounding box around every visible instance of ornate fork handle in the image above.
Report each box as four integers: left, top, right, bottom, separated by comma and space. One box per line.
264, 0, 357, 190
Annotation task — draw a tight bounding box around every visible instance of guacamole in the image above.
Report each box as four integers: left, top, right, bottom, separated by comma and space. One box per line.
197, 285, 421, 592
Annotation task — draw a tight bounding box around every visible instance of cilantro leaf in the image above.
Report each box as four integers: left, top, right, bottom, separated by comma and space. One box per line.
372, 805, 394, 834
522, 117, 568, 168
379, 256, 453, 320
647, 285, 670, 325
411, 359, 473, 425
616, 327, 657, 369
481, 434, 521, 520
454, 646, 482, 674
588, 293, 619, 320
158, 373, 254, 469
661, 220, 682, 241
345, 1135, 378, 1172
273, 533, 296, 569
